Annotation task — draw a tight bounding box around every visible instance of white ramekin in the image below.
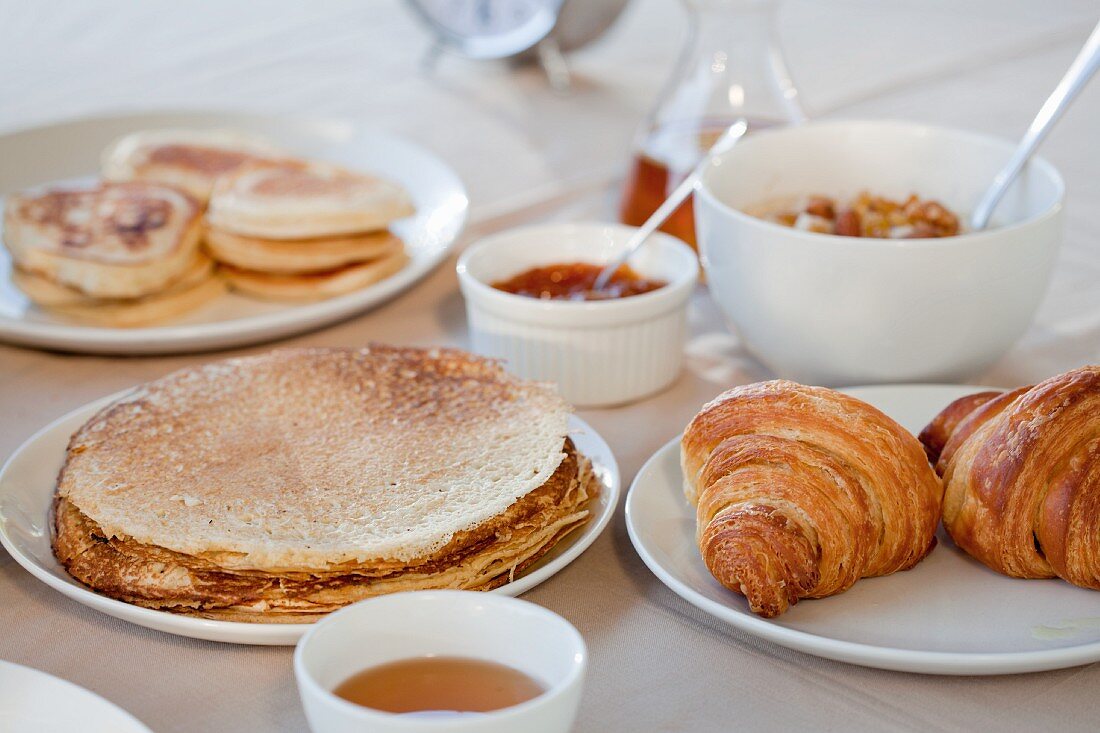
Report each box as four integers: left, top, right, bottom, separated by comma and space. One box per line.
696, 119, 1065, 386
457, 222, 698, 407
295, 591, 587, 733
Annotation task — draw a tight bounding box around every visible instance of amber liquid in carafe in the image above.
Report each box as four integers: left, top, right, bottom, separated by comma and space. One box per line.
332, 657, 545, 716
620, 118, 782, 249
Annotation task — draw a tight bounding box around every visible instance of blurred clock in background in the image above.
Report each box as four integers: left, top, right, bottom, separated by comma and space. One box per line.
406, 0, 630, 90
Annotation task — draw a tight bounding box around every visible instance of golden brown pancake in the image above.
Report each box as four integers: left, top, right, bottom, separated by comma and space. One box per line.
206, 161, 415, 239
11, 251, 222, 327
14, 269, 224, 328
102, 129, 290, 203
3, 181, 202, 298
203, 226, 401, 273
218, 246, 408, 301
13, 252, 213, 307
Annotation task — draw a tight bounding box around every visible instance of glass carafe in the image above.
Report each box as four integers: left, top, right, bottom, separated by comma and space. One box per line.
620, 0, 805, 248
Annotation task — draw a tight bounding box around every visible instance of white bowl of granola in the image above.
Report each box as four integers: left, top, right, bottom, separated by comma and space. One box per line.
696, 119, 1065, 385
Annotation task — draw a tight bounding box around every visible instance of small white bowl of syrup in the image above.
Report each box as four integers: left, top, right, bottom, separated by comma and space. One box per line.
294, 591, 586, 733
457, 222, 698, 407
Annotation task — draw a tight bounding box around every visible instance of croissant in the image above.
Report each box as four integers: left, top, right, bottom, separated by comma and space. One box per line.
919, 366, 1100, 590
682, 380, 943, 617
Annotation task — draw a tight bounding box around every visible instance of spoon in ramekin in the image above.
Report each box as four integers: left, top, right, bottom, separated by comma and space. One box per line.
592, 118, 749, 292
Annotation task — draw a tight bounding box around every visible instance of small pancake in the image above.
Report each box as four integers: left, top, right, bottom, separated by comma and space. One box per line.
42, 276, 225, 328
206, 161, 415, 240
14, 253, 222, 327
3, 181, 202, 298
13, 253, 214, 307
204, 226, 401, 273
102, 129, 289, 203
220, 247, 408, 301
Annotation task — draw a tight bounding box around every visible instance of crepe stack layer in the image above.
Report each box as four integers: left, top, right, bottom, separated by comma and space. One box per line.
101, 128, 291, 203
3, 182, 224, 326
53, 346, 599, 623
204, 161, 414, 301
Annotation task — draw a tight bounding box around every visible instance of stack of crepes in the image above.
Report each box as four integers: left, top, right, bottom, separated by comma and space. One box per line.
203, 159, 414, 301
53, 345, 598, 623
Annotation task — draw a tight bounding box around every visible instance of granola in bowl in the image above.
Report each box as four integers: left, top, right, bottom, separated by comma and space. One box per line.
751, 192, 961, 238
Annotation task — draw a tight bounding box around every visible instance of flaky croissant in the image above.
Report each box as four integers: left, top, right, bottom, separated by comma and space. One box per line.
919, 366, 1100, 590
682, 381, 943, 617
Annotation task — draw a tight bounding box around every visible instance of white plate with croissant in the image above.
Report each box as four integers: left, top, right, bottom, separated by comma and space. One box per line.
626, 375, 1100, 675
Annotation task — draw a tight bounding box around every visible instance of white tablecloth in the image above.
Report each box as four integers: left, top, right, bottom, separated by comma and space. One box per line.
2, 2, 1099, 730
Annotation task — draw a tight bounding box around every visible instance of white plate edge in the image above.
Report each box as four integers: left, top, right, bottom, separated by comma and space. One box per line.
0, 660, 153, 732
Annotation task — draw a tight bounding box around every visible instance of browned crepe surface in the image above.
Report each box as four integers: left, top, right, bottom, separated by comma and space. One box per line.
54, 440, 599, 623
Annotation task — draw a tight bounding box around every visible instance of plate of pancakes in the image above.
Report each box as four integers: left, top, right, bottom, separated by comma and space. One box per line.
0, 345, 620, 645
0, 111, 468, 353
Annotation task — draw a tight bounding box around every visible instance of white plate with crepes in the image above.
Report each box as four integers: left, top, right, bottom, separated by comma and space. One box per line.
0, 394, 619, 646
0, 660, 152, 732
0, 110, 468, 354
626, 384, 1100, 675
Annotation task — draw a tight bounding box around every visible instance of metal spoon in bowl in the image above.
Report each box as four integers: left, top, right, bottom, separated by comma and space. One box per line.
593, 119, 750, 292
970, 19, 1100, 231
